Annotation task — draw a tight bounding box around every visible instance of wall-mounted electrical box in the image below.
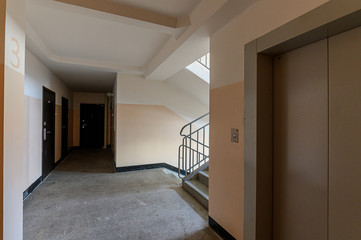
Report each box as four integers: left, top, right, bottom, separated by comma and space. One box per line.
231, 128, 239, 143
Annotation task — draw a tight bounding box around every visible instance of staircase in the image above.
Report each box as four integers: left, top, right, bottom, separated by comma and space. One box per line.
178, 113, 209, 209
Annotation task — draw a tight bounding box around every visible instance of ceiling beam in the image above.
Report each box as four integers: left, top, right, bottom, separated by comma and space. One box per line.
55, 0, 189, 28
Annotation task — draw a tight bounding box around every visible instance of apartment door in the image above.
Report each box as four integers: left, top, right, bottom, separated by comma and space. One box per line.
273, 39, 328, 240
80, 104, 104, 148
61, 97, 68, 158
42, 87, 55, 179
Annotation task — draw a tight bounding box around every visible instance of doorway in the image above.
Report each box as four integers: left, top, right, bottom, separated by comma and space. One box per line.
61, 97, 68, 158
80, 104, 105, 148
244, 10, 361, 239
42, 87, 55, 179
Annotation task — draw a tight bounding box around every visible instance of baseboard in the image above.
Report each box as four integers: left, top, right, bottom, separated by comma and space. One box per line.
209, 216, 236, 240
116, 163, 185, 175
54, 157, 65, 168
23, 176, 42, 200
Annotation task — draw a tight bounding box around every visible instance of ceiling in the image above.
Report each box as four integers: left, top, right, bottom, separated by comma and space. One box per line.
25, 0, 255, 92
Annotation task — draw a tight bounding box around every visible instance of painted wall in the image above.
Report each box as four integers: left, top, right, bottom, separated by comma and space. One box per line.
3, 0, 26, 239
72, 92, 106, 147
209, 0, 329, 238
116, 103, 187, 167
114, 73, 207, 168
24, 49, 73, 191
166, 68, 209, 106
0, 1, 6, 236
111, 80, 117, 161
116, 73, 208, 122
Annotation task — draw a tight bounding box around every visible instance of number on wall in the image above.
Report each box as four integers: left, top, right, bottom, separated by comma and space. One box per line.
10, 37, 20, 69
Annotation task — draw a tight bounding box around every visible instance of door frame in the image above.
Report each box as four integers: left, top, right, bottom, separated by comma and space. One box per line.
42, 87, 55, 179
243, 2, 361, 240
61, 97, 68, 158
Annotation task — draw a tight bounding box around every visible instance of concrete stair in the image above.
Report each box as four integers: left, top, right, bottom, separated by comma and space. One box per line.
182, 166, 209, 209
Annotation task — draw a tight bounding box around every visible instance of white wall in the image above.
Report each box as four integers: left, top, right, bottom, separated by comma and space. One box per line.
116, 73, 208, 122
24, 49, 72, 191
25, 49, 72, 105
114, 72, 208, 168
166, 68, 209, 106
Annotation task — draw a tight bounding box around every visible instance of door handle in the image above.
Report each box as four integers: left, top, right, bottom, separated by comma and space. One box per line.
43, 128, 46, 141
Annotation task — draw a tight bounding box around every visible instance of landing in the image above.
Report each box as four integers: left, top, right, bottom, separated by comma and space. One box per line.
24, 149, 220, 240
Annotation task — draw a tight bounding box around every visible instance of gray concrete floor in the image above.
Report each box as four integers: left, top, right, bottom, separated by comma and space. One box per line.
24, 148, 220, 240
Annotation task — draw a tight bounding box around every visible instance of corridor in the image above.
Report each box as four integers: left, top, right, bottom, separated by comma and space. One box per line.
23, 149, 219, 240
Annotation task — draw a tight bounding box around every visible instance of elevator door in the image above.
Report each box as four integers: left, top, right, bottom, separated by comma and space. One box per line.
328, 26, 361, 240
273, 39, 328, 240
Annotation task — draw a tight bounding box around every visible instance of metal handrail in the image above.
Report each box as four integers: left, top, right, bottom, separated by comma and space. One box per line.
197, 53, 210, 70
197, 60, 210, 70
178, 113, 209, 178
180, 113, 209, 136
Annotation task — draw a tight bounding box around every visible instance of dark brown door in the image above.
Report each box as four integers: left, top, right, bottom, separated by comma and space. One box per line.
61, 97, 68, 158
80, 104, 104, 148
42, 87, 55, 179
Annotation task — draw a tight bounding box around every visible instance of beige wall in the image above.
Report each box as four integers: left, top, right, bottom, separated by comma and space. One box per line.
72, 92, 106, 147
111, 80, 117, 160
23, 96, 42, 190
68, 108, 73, 149
24, 50, 73, 191
329, 26, 361, 240
3, 0, 26, 238
209, 0, 329, 238
0, 0, 5, 236
4, 66, 24, 240
55, 104, 61, 162
209, 82, 244, 238
115, 103, 187, 168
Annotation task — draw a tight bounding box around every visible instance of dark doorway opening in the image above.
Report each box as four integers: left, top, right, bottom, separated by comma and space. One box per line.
61, 97, 69, 158
80, 104, 105, 148
42, 87, 55, 179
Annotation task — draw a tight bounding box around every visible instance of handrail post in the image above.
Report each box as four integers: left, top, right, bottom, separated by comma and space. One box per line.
178, 113, 209, 179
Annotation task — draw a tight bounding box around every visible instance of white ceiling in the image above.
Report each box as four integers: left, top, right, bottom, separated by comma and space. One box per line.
27, 2, 170, 67
25, 0, 254, 93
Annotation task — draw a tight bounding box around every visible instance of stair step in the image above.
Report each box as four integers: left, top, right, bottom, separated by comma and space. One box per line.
198, 171, 209, 187
183, 179, 209, 209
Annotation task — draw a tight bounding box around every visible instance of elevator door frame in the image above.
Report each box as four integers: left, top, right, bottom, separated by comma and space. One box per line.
243, 3, 361, 240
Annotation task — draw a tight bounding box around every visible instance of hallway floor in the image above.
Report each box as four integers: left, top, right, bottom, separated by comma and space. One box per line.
24, 149, 220, 240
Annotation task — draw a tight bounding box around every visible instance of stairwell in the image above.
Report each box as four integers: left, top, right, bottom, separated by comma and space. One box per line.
178, 113, 209, 209
182, 164, 209, 209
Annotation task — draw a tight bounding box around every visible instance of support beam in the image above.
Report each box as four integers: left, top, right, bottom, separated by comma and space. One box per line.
55, 0, 189, 28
